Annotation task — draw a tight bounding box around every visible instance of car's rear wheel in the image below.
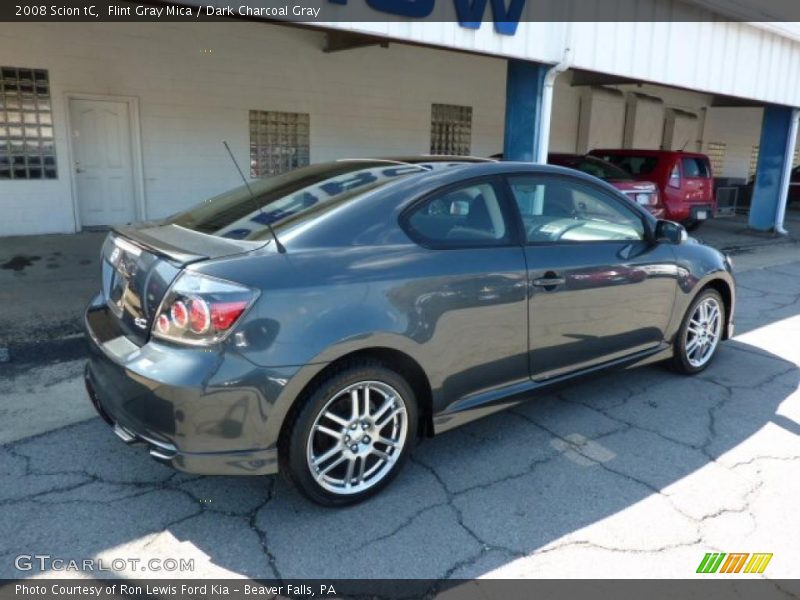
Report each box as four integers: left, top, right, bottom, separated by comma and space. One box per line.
281, 361, 417, 506
672, 288, 725, 374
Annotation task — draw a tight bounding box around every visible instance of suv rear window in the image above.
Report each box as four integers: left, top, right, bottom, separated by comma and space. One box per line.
594, 154, 659, 177
167, 161, 434, 241
554, 156, 633, 182
681, 157, 710, 178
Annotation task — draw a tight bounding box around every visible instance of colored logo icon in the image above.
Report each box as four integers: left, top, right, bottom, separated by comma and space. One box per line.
697, 553, 773, 574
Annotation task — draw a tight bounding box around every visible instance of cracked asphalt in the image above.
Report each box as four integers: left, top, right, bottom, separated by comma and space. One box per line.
1, 249, 800, 581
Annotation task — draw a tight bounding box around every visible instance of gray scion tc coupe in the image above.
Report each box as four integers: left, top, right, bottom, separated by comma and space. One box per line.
84, 157, 735, 505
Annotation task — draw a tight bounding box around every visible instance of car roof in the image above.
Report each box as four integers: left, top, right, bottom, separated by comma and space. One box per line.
591, 149, 709, 159
373, 160, 632, 196
341, 155, 497, 165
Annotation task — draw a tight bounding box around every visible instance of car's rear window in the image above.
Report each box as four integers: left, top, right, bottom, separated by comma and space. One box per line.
167, 161, 432, 241
681, 157, 711, 178
593, 154, 660, 177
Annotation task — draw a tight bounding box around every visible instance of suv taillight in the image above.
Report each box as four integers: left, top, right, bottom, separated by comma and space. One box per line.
152, 272, 258, 346
635, 192, 658, 206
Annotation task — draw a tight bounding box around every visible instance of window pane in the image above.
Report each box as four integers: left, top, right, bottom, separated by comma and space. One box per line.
406, 182, 509, 247
508, 176, 644, 243
597, 154, 659, 176
430, 103, 472, 156
705, 142, 726, 175
681, 157, 702, 177
248, 109, 310, 178
0, 66, 56, 180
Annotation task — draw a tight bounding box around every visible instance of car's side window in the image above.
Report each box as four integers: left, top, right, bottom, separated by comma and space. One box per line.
405, 181, 511, 247
507, 176, 645, 243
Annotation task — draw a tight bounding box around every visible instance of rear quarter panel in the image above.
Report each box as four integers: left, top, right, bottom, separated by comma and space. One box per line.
192, 244, 529, 415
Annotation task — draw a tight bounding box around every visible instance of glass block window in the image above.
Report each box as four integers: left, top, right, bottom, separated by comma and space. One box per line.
0, 66, 56, 180
249, 110, 309, 178
749, 145, 760, 178
430, 103, 472, 156
705, 142, 726, 175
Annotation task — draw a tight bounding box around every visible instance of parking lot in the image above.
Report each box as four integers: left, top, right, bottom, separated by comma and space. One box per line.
1, 219, 799, 581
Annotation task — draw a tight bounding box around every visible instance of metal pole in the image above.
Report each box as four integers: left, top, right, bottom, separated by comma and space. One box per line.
535, 48, 571, 164
774, 108, 799, 235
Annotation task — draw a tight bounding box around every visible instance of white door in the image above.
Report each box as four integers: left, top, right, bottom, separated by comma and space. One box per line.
69, 98, 136, 226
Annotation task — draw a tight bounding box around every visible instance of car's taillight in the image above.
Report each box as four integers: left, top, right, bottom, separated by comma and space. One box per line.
152, 272, 258, 346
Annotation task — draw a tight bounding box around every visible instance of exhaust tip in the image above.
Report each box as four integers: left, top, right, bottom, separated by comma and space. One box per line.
113, 424, 138, 444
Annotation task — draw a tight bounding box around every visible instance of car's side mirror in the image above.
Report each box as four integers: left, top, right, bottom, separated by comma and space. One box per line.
654, 220, 688, 244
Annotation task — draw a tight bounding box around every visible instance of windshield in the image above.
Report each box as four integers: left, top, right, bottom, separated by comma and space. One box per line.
166, 161, 429, 241
594, 153, 660, 177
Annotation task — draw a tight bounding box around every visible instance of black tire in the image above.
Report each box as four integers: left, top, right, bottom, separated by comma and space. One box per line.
671, 288, 726, 375
279, 360, 418, 506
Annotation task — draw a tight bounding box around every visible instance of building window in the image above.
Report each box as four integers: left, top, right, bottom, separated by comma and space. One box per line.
430, 103, 472, 156
0, 66, 56, 180
749, 145, 760, 178
249, 110, 309, 178
705, 142, 726, 175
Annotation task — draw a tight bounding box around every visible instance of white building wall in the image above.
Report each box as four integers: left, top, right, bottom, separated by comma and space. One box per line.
2, 18, 797, 236
702, 107, 763, 178
315, 14, 800, 106
549, 75, 581, 153
0, 22, 508, 235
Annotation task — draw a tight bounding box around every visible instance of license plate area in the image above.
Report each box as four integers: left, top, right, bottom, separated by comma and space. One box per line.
696, 210, 708, 220
107, 267, 128, 318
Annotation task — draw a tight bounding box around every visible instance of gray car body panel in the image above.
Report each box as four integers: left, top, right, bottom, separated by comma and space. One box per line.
85, 161, 735, 475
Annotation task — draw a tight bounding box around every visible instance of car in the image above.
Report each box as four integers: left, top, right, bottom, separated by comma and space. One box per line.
589, 149, 716, 229
547, 153, 664, 218
84, 157, 735, 506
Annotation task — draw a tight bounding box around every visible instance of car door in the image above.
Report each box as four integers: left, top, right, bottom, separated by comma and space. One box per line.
504, 173, 679, 381
401, 177, 529, 407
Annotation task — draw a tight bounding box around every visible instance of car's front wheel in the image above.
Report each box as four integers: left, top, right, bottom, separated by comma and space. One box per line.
281, 360, 417, 506
672, 288, 725, 374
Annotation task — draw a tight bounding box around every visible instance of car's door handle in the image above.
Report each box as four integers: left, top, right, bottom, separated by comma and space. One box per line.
532, 274, 565, 289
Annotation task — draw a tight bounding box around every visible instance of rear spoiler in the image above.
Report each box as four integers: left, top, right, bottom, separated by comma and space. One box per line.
112, 224, 264, 265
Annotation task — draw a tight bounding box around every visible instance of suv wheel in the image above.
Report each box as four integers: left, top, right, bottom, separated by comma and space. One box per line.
683, 218, 702, 231
672, 288, 725, 374
281, 361, 417, 506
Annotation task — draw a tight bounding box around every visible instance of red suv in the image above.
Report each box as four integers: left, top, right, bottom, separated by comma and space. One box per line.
589, 150, 716, 229
547, 153, 664, 218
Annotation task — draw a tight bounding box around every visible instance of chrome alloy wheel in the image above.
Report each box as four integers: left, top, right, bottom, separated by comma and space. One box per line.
685, 296, 722, 368
306, 381, 408, 495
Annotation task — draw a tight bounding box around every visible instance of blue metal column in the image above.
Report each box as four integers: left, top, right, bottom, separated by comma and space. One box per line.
749, 105, 797, 231
503, 60, 548, 162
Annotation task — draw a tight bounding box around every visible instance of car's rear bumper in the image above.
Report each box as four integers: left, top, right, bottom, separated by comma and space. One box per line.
664, 202, 715, 222
83, 294, 293, 476
689, 204, 715, 220
85, 365, 279, 475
